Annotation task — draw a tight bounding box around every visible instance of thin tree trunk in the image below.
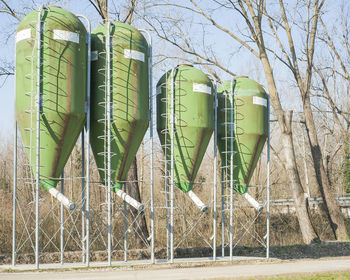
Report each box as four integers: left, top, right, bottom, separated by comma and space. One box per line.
282, 111, 320, 244
303, 95, 348, 240
126, 158, 149, 248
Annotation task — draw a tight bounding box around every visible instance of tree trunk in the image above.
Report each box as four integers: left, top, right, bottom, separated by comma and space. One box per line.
259, 51, 319, 243
282, 111, 320, 244
303, 95, 348, 240
126, 158, 149, 248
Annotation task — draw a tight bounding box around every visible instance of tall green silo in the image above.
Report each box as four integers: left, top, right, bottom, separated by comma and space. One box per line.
90, 22, 149, 210
157, 65, 214, 211
15, 6, 87, 210
217, 77, 268, 210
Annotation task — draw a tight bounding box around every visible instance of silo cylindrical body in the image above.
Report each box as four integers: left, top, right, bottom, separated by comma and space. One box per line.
15, 6, 87, 199
156, 65, 214, 193
217, 77, 268, 194
90, 22, 149, 190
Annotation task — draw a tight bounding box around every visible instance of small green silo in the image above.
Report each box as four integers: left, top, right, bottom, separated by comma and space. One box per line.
218, 77, 268, 195
15, 6, 87, 209
157, 65, 213, 210
90, 22, 149, 194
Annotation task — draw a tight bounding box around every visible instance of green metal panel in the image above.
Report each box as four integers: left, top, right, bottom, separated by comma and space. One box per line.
217, 77, 268, 194
15, 6, 87, 191
90, 22, 149, 190
156, 65, 214, 193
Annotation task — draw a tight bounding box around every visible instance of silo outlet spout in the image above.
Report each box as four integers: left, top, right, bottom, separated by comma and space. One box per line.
111, 184, 144, 212
188, 190, 208, 213
40, 180, 76, 210
243, 192, 263, 212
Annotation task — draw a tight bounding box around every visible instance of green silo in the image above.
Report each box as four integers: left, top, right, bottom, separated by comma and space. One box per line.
157, 65, 213, 211
15, 6, 87, 209
90, 22, 149, 201
217, 77, 268, 196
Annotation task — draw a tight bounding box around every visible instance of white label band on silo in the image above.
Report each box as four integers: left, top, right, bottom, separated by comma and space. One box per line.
253, 96, 267, 107
53, 30, 79, 44
193, 83, 211, 94
16, 29, 31, 43
124, 49, 145, 62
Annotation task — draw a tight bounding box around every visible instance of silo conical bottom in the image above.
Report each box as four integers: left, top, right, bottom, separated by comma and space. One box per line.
111, 182, 123, 191
175, 182, 192, 193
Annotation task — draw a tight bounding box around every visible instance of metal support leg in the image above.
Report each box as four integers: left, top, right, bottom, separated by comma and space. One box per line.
170, 68, 175, 263
106, 21, 112, 266
123, 184, 128, 262
221, 172, 225, 257
229, 78, 234, 261
166, 172, 170, 260
35, 6, 43, 270
60, 172, 64, 265
12, 122, 17, 267
266, 96, 270, 259
81, 131, 86, 263
213, 81, 218, 261
139, 29, 154, 263
76, 14, 91, 267
148, 38, 155, 264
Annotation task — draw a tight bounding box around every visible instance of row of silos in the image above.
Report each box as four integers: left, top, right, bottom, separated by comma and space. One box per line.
15, 6, 268, 212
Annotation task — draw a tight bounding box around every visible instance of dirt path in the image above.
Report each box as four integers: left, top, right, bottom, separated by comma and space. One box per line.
0, 257, 350, 280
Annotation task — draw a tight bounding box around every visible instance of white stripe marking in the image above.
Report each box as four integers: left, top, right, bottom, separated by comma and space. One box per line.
53, 30, 79, 44
193, 83, 211, 94
253, 96, 267, 107
124, 49, 145, 62
16, 29, 31, 43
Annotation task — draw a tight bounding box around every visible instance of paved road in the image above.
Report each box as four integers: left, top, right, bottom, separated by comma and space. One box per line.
1, 258, 350, 280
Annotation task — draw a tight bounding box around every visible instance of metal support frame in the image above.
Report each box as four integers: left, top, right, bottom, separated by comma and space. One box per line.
11, 8, 270, 265
219, 79, 270, 260
35, 6, 43, 269
91, 25, 154, 266
12, 11, 92, 269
